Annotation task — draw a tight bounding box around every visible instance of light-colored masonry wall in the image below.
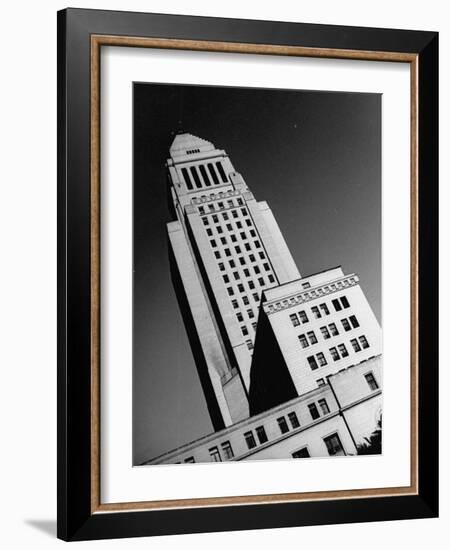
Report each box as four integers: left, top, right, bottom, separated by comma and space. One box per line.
263, 268, 382, 394
144, 356, 382, 465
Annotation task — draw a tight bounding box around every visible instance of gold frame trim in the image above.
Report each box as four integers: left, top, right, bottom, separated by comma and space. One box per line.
90, 35, 419, 514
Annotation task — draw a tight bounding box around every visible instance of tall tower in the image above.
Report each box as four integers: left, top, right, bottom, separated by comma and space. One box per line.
166, 133, 301, 430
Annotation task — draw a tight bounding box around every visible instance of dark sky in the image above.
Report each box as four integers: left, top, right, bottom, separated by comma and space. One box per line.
133, 83, 381, 465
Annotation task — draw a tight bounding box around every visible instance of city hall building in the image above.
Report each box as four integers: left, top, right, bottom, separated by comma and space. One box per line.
142, 133, 382, 465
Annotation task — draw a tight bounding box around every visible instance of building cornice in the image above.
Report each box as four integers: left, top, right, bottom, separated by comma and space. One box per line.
264, 274, 359, 315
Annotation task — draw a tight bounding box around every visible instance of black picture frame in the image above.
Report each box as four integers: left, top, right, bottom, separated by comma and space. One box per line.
57, 7, 438, 541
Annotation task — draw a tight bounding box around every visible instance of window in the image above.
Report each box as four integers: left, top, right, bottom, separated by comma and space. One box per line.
254, 265, 260, 275
288, 411, 300, 429
248, 309, 255, 319
243, 296, 249, 305
255, 240, 261, 248
238, 283, 245, 292
210, 239, 217, 248
318, 398, 330, 415
292, 447, 310, 458
302, 282, 311, 289
341, 318, 351, 332
199, 164, 212, 187
231, 299, 238, 309
218, 262, 225, 271
258, 277, 265, 286
268, 274, 275, 283
348, 315, 359, 328
220, 237, 227, 245
181, 166, 195, 190
184, 456, 195, 463
239, 257, 246, 265
236, 313, 243, 322
307, 356, 318, 370
225, 248, 231, 257
227, 199, 234, 208
320, 326, 330, 339
227, 287, 234, 296
329, 323, 339, 336
237, 198, 244, 206
246, 219, 252, 227
350, 338, 361, 352
338, 343, 349, 357
332, 298, 342, 312
251, 322, 257, 331
212, 214, 218, 223
250, 229, 257, 237
248, 281, 255, 290
249, 254, 255, 262
230, 234, 237, 243
341, 296, 350, 308
202, 217, 209, 226
256, 425, 268, 444
307, 331, 318, 344
243, 268, 250, 277
299, 334, 309, 348
324, 433, 345, 456
253, 293, 259, 302
316, 378, 326, 387
233, 271, 240, 280
317, 352, 327, 366
359, 335, 370, 349
246, 339, 254, 350
229, 259, 236, 268
226, 223, 232, 231
236, 221, 242, 229
299, 310, 309, 323
244, 431, 257, 449
232, 210, 238, 219
235, 245, 241, 254
277, 416, 289, 434
320, 303, 330, 315
241, 326, 248, 336
259, 251, 265, 259
208, 203, 214, 212
245, 242, 251, 251
330, 347, 340, 361
240, 231, 246, 240
222, 212, 229, 221
216, 161, 228, 183
263, 263, 270, 272
365, 372, 379, 390
241, 207, 248, 216
221, 441, 234, 460
209, 446, 222, 462
207, 163, 220, 185
214, 251, 221, 259
311, 306, 321, 319
217, 226, 223, 234
223, 275, 229, 284
308, 403, 320, 420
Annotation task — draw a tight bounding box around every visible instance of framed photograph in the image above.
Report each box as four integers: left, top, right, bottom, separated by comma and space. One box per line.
57, 8, 438, 541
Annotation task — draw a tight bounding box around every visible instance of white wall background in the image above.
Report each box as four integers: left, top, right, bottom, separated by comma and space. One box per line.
0, 1, 446, 548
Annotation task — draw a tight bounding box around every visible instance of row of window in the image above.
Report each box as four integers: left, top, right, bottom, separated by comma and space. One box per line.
306, 335, 370, 370
200, 202, 248, 223
182, 161, 228, 191
289, 296, 351, 327
181, 372, 380, 463
292, 433, 346, 458
218, 250, 267, 270
298, 315, 360, 348
210, 236, 260, 251
222, 262, 271, 283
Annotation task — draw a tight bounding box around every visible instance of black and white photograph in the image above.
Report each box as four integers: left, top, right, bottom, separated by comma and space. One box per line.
133, 83, 382, 466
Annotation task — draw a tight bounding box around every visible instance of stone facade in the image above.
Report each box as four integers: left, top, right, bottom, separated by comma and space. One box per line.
142, 133, 383, 464
143, 356, 382, 464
